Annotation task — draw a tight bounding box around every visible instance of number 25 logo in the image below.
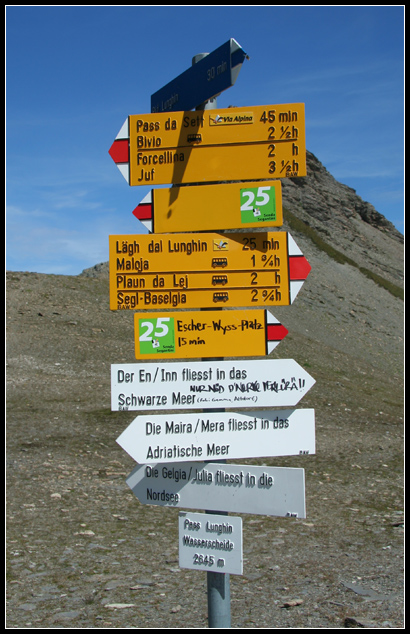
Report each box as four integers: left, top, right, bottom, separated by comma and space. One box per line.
139, 317, 171, 341
240, 186, 272, 212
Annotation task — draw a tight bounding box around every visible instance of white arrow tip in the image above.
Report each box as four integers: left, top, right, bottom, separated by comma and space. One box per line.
290, 280, 304, 303
267, 341, 280, 354
266, 311, 280, 325
287, 233, 303, 256
116, 118, 129, 140
117, 163, 129, 183
139, 191, 152, 205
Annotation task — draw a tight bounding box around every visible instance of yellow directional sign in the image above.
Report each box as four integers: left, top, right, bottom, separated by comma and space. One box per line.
109, 104, 306, 186
130, 142, 304, 186
111, 231, 287, 272
116, 288, 285, 310
133, 309, 288, 359
129, 104, 305, 149
109, 231, 311, 310
134, 181, 283, 233
116, 270, 283, 291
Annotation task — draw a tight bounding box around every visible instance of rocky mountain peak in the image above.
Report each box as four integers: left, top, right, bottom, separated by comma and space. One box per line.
280, 150, 403, 289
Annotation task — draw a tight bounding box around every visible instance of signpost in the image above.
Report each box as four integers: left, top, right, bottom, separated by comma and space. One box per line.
111, 359, 316, 412
108, 42, 315, 629
108, 103, 306, 186
132, 181, 283, 233
109, 231, 311, 310
179, 512, 243, 576
116, 408, 315, 464
151, 39, 248, 114
133, 309, 287, 359
126, 461, 306, 518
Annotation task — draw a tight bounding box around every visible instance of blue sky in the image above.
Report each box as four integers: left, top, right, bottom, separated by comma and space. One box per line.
6, 5, 404, 276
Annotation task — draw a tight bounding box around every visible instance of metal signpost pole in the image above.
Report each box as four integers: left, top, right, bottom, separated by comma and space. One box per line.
192, 52, 231, 629
206, 531, 230, 629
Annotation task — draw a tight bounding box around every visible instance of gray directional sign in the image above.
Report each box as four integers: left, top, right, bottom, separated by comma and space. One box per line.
126, 462, 306, 518
151, 38, 248, 113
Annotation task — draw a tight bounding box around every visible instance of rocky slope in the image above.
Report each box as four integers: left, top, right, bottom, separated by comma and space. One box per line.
281, 151, 403, 289
6, 151, 404, 628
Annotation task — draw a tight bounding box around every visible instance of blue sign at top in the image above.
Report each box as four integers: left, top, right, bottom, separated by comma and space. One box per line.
151, 38, 248, 113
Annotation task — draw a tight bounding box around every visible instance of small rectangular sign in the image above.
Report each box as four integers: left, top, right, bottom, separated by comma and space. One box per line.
111, 359, 316, 412
179, 512, 243, 575
126, 462, 306, 517
133, 309, 287, 359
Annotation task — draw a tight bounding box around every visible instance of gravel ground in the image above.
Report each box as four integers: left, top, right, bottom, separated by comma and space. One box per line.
6, 235, 404, 628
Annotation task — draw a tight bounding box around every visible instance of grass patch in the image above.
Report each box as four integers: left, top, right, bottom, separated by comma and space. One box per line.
283, 207, 404, 300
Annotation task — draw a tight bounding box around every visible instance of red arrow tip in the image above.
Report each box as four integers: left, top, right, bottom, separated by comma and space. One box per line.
132, 202, 152, 221
109, 139, 129, 164
289, 256, 311, 280
267, 324, 288, 342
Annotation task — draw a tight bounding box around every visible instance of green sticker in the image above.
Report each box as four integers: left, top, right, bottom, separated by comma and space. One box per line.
240, 186, 276, 223
139, 317, 175, 354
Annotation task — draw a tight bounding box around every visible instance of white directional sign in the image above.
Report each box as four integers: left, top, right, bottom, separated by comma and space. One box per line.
111, 359, 315, 412
179, 512, 243, 576
126, 462, 306, 517
116, 408, 315, 464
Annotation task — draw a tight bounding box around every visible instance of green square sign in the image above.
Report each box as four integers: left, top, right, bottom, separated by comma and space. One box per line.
138, 317, 175, 355
240, 185, 276, 224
